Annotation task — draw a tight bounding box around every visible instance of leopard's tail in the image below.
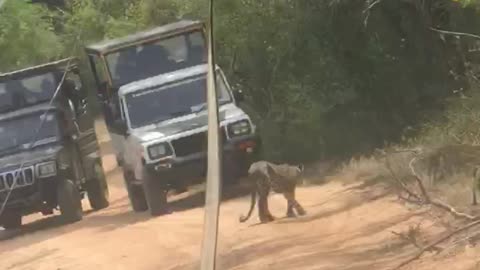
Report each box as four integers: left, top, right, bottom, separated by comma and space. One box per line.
239, 190, 256, 223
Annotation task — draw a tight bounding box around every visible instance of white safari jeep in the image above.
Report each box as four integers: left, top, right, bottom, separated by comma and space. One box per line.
111, 64, 259, 216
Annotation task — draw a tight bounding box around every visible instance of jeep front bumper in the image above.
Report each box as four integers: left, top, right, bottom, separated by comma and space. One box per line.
146, 134, 258, 183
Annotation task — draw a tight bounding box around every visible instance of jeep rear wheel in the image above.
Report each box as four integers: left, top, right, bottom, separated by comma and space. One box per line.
123, 170, 148, 212
86, 161, 110, 210
57, 179, 83, 223
142, 168, 170, 217
2, 212, 22, 230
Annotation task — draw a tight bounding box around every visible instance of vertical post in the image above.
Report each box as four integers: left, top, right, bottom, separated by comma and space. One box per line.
200, 0, 221, 268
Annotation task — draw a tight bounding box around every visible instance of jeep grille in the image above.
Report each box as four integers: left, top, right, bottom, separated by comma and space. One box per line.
0, 166, 35, 192
172, 129, 227, 157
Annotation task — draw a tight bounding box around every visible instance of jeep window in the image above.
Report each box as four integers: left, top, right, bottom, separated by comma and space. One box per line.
125, 73, 230, 128
105, 31, 206, 87
0, 73, 57, 113
89, 54, 108, 86
0, 112, 60, 155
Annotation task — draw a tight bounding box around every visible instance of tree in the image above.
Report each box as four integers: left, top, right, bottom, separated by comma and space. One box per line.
0, 0, 62, 72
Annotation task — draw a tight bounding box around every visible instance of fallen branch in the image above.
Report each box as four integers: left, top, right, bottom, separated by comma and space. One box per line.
409, 157, 477, 221
429, 199, 476, 221
393, 219, 480, 269
383, 151, 477, 220
392, 230, 422, 249
391, 223, 423, 250
398, 194, 423, 205
383, 152, 423, 203
442, 230, 480, 254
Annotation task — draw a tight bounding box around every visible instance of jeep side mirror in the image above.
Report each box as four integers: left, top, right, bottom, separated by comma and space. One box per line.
233, 89, 245, 103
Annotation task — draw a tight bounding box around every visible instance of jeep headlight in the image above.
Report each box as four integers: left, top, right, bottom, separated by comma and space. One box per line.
227, 120, 252, 138
147, 143, 172, 160
36, 161, 57, 178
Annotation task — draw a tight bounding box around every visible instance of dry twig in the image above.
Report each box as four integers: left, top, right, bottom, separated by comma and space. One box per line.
381, 150, 480, 269
408, 157, 477, 221
393, 219, 480, 269
383, 151, 423, 203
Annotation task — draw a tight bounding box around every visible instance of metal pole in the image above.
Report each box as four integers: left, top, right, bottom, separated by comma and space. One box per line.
200, 0, 221, 268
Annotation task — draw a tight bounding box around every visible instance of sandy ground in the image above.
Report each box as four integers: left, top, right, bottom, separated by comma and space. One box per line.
1, 119, 480, 270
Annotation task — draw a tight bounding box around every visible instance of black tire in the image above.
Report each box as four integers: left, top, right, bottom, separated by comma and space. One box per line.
2, 212, 22, 230
86, 161, 110, 210
123, 169, 148, 212
57, 179, 83, 223
142, 167, 170, 216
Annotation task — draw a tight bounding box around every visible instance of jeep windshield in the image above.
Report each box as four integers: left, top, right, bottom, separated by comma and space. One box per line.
0, 72, 58, 113
106, 31, 205, 87
125, 74, 231, 129
0, 112, 60, 156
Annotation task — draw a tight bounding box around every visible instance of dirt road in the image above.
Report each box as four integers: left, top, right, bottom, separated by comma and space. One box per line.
1, 119, 479, 270
1, 163, 480, 270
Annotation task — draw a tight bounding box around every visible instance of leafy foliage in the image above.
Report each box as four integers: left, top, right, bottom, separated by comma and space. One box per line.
0, 0, 62, 72
2, 0, 480, 162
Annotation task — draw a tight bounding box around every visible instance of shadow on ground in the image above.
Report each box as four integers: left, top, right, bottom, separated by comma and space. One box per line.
0, 180, 252, 248
0, 209, 95, 242
167, 214, 420, 270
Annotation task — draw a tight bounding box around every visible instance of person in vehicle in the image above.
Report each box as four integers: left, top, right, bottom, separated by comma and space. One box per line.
189, 44, 205, 66
137, 44, 175, 78
115, 48, 139, 85
5, 80, 28, 109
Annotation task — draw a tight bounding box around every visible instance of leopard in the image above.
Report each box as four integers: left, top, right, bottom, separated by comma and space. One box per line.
239, 161, 306, 223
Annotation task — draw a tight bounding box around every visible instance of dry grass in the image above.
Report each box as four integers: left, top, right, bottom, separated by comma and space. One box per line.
332, 145, 480, 217
336, 155, 387, 183
333, 149, 415, 186
432, 173, 478, 213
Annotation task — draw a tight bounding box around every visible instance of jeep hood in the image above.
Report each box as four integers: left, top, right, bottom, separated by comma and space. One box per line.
133, 103, 246, 142
0, 144, 62, 171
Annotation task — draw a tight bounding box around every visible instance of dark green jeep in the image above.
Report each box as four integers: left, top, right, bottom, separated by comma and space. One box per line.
0, 58, 109, 229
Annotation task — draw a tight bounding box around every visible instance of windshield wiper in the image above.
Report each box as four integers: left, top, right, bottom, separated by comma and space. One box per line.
26, 137, 57, 148
191, 103, 207, 114
169, 110, 193, 118
192, 100, 230, 114
147, 115, 173, 126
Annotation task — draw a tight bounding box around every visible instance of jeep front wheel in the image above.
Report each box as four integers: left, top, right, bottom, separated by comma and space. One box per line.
123, 169, 148, 212
57, 179, 83, 223
142, 168, 170, 216
2, 212, 22, 230
86, 161, 110, 210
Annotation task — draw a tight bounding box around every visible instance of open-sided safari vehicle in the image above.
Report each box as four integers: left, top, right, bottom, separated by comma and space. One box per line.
85, 20, 259, 216
0, 58, 109, 229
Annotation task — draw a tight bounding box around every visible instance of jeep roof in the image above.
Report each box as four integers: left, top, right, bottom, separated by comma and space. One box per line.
0, 58, 77, 82
118, 64, 219, 96
0, 103, 57, 122
85, 20, 204, 55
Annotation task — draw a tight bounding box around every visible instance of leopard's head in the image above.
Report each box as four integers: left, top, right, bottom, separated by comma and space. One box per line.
294, 164, 305, 176
290, 163, 305, 184
296, 164, 305, 174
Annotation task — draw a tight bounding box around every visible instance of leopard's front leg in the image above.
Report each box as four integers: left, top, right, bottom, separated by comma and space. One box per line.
258, 181, 274, 223
290, 188, 306, 216
283, 191, 296, 218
